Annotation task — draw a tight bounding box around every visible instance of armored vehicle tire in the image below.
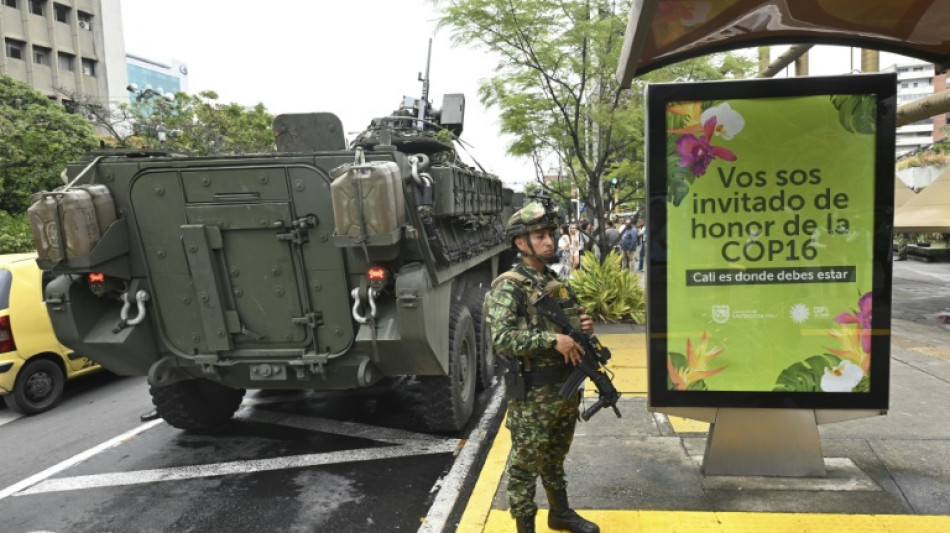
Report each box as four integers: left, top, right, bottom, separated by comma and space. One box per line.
419, 304, 477, 433
150, 380, 246, 432
4, 358, 65, 415
466, 285, 495, 390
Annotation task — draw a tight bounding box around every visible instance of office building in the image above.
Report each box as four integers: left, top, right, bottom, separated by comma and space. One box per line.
0, 0, 126, 109
886, 61, 948, 156
126, 52, 188, 100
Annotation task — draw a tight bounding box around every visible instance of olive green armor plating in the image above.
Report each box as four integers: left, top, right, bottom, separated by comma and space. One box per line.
32, 94, 517, 432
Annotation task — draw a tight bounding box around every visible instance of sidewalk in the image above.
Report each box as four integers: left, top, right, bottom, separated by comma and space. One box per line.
456, 320, 950, 532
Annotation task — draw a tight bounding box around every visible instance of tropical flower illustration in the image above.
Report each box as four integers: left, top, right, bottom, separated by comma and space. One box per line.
774, 291, 873, 393
835, 292, 872, 355
701, 103, 745, 140
668, 332, 727, 390
820, 360, 863, 392
675, 116, 737, 177
670, 102, 745, 140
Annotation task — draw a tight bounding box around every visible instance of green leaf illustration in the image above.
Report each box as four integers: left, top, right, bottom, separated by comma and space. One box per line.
773, 353, 843, 392
854, 374, 870, 393
830, 95, 876, 135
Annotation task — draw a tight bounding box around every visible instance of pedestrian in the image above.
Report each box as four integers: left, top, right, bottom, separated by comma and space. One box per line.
620, 220, 637, 272
895, 233, 908, 261
636, 219, 647, 272
568, 225, 580, 270
604, 221, 620, 255
618, 218, 634, 269
577, 220, 598, 263
557, 224, 572, 275
484, 201, 600, 533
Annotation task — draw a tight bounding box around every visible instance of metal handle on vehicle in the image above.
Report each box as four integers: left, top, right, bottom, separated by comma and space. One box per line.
350, 287, 377, 324
120, 290, 151, 326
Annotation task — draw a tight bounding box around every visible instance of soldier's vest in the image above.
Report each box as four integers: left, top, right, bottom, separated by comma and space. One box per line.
485, 266, 583, 368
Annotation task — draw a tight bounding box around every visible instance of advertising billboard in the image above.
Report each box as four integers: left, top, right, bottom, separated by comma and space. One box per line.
646, 74, 895, 410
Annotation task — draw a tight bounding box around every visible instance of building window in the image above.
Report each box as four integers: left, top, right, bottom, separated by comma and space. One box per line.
28, 0, 44, 16
77, 10, 92, 30
2, 0, 18, 9
81, 57, 95, 76
33, 45, 51, 66
57, 52, 74, 71
5, 38, 25, 60
53, 2, 68, 23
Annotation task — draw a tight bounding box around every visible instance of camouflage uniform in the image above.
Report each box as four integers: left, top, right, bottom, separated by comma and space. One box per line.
486, 263, 582, 519
896, 233, 908, 260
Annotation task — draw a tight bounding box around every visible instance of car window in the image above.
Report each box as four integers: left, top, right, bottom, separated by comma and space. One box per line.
0, 269, 11, 310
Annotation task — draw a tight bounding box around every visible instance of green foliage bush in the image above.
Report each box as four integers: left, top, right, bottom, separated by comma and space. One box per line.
0, 211, 34, 254
570, 250, 645, 323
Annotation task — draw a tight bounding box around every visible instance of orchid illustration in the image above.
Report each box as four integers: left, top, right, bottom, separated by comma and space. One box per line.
675, 116, 737, 177
701, 103, 745, 140
820, 360, 863, 392
668, 332, 727, 391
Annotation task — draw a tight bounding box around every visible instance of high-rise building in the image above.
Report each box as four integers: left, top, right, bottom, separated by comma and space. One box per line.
126, 53, 188, 100
886, 61, 945, 156
0, 0, 126, 109
766, 46, 949, 158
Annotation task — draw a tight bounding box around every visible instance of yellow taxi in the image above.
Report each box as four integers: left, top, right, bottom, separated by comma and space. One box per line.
0, 253, 100, 414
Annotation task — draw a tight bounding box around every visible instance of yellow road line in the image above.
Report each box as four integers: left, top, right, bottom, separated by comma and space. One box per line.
480, 509, 950, 532
668, 415, 710, 433
456, 414, 511, 533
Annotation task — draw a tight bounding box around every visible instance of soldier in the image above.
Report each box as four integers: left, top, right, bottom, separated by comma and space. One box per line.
484, 201, 599, 533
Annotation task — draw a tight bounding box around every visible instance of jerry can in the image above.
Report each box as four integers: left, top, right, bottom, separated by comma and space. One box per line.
28, 186, 114, 262
330, 161, 406, 239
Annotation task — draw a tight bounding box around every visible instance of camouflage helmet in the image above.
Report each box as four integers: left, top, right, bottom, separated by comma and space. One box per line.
506, 201, 559, 241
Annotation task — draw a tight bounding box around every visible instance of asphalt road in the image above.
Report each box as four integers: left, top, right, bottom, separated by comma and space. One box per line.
890, 259, 950, 326
0, 373, 502, 533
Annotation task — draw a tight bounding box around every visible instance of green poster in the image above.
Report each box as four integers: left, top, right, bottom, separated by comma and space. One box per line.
664, 94, 876, 394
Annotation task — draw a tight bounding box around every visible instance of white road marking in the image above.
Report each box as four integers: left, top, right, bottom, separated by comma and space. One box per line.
0, 419, 163, 501
239, 407, 443, 443
18, 440, 460, 496
418, 383, 507, 533
0, 410, 20, 428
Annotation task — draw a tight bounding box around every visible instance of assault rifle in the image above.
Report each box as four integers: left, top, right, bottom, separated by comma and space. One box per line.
534, 293, 622, 421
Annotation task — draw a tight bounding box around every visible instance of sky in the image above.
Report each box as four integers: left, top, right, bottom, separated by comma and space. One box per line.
119, 0, 536, 189
119, 1, 922, 191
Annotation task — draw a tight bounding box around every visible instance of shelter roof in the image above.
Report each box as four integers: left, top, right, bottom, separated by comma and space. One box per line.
619, 0, 950, 87
895, 167, 950, 231
895, 178, 917, 208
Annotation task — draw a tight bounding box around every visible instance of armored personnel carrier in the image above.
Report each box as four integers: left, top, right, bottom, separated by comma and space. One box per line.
29, 90, 517, 433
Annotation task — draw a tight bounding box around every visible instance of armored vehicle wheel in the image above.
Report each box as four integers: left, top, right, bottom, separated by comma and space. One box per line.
4, 358, 65, 415
419, 303, 477, 433
150, 379, 246, 432
466, 285, 495, 390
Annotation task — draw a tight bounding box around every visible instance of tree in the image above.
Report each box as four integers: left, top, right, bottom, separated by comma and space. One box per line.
64, 88, 276, 155
436, 0, 754, 255
0, 76, 96, 214
57, 87, 137, 147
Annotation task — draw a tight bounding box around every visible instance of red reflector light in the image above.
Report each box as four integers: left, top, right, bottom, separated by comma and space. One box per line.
367, 267, 387, 282
88, 272, 105, 284
0, 315, 15, 353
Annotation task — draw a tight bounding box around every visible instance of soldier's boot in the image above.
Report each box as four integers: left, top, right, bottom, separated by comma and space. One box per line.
514, 512, 536, 533
545, 489, 599, 533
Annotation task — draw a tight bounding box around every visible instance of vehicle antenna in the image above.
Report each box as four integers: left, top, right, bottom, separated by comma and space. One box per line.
417, 38, 433, 130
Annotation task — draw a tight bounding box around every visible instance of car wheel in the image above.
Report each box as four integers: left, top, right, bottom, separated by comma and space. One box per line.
4, 358, 65, 415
